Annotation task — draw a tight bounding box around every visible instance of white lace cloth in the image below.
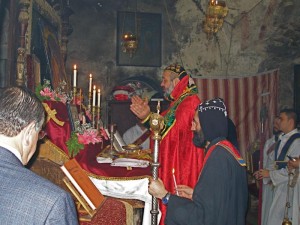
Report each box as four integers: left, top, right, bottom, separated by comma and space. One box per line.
90, 177, 161, 225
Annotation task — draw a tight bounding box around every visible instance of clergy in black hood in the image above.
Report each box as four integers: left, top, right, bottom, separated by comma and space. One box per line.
193, 98, 228, 148
149, 97, 248, 225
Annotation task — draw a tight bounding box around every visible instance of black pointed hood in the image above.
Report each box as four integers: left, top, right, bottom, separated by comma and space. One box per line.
197, 98, 228, 142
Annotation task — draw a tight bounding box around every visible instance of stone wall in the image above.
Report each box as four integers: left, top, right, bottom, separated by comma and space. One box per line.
66, 0, 300, 111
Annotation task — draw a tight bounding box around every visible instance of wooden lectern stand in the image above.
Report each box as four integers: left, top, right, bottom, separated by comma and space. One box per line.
61, 159, 106, 222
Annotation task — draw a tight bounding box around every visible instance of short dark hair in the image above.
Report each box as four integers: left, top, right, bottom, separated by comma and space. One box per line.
280, 108, 297, 128
0, 86, 45, 137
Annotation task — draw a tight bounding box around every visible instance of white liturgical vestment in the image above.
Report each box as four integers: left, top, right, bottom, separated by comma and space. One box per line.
266, 129, 300, 225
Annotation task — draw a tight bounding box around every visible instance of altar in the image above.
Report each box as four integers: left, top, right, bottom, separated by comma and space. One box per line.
75, 143, 155, 225
29, 99, 158, 225
31, 137, 156, 225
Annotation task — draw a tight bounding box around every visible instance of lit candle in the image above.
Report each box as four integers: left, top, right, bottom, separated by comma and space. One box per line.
97, 88, 101, 108
172, 168, 179, 195
89, 74, 93, 93
92, 85, 96, 106
73, 65, 77, 87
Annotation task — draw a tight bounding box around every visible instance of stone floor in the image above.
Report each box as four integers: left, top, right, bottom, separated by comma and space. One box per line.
246, 196, 259, 225
135, 195, 259, 225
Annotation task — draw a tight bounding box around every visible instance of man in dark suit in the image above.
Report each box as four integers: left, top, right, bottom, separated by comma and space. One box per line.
0, 87, 78, 225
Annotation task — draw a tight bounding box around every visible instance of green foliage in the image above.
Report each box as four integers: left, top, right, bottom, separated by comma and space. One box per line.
35, 83, 50, 101
66, 132, 84, 157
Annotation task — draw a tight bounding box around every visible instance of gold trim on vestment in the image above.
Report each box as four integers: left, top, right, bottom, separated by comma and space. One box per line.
141, 112, 152, 124
161, 118, 176, 140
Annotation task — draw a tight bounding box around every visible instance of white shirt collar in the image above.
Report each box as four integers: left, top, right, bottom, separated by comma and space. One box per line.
0, 142, 22, 163
282, 128, 299, 139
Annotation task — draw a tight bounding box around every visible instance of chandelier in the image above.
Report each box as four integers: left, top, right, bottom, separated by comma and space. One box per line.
121, 0, 138, 57
121, 32, 138, 57
203, 0, 228, 39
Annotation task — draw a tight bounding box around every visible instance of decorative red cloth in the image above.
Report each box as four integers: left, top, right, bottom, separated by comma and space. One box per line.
43, 100, 71, 156
43, 101, 150, 178
156, 76, 204, 224
80, 198, 127, 225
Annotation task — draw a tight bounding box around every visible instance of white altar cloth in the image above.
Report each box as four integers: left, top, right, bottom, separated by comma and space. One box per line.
90, 177, 161, 225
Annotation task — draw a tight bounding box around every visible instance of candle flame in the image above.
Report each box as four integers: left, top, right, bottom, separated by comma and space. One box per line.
172, 168, 175, 174
89, 73, 92, 78
98, 88, 101, 93
74, 64, 77, 70
93, 85, 96, 90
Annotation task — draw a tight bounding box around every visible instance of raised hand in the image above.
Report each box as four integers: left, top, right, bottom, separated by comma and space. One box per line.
130, 95, 151, 120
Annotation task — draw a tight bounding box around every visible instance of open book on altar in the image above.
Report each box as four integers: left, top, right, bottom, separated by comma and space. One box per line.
104, 128, 126, 152
61, 159, 106, 212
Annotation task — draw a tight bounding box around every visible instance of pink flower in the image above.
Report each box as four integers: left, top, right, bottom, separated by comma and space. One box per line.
77, 133, 86, 144
40, 87, 54, 98
56, 93, 67, 104
77, 129, 103, 145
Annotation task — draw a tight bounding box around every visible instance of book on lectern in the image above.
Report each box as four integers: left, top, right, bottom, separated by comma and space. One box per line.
60, 158, 105, 210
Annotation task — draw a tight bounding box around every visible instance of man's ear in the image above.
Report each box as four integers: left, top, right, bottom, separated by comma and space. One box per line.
173, 77, 180, 86
22, 122, 36, 147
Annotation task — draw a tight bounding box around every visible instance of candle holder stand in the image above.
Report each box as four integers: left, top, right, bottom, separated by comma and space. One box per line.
79, 89, 82, 113
92, 106, 96, 128
97, 106, 101, 130
73, 86, 77, 105
88, 91, 92, 111
109, 124, 116, 158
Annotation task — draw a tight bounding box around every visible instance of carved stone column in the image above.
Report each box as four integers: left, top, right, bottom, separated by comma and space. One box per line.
16, 0, 30, 86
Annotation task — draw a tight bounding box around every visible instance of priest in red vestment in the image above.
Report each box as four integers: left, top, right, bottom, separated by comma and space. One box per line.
130, 64, 204, 224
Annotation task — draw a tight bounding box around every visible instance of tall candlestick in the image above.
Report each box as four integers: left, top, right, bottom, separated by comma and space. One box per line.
97, 88, 101, 108
97, 106, 100, 130
89, 74, 93, 93
92, 85, 96, 106
73, 65, 77, 87
79, 89, 82, 112
172, 168, 179, 195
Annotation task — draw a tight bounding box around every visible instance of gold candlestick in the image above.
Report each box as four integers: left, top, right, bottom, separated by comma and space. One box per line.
88, 91, 92, 110
73, 86, 77, 105
79, 89, 82, 113
97, 106, 101, 130
92, 106, 96, 128
109, 124, 116, 157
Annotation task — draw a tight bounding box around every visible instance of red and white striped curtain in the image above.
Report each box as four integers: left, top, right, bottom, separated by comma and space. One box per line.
194, 69, 279, 158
